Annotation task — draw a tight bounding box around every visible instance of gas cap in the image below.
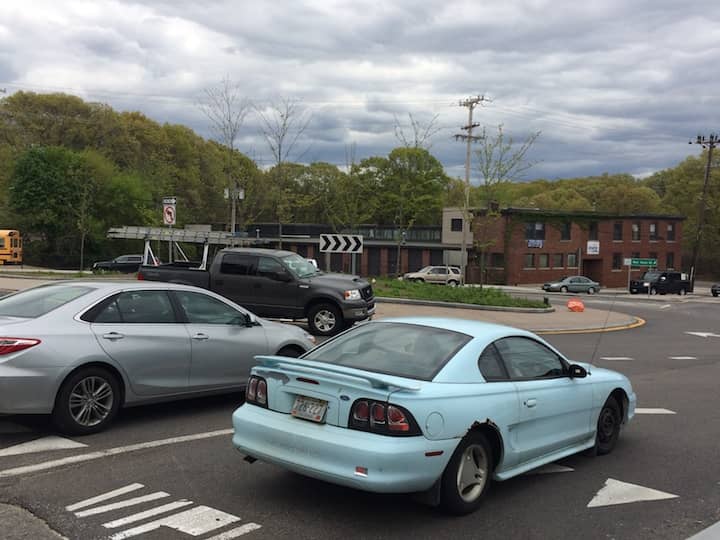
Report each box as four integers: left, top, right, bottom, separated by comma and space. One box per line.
425, 412, 445, 437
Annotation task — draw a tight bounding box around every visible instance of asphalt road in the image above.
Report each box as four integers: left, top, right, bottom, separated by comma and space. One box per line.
1, 295, 719, 539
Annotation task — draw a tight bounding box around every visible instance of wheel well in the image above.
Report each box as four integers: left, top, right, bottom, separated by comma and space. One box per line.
469, 421, 504, 469
609, 388, 629, 423
276, 344, 305, 357
304, 298, 341, 318
58, 362, 127, 407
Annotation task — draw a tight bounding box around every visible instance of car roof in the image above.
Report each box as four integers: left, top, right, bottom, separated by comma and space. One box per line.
373, 316, 535, 340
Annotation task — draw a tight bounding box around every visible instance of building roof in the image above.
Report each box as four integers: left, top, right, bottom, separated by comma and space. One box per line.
470, 207, 686, 221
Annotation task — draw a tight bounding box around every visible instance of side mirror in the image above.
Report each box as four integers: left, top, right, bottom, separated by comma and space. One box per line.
275, 271, 293, 282
568, 364, 588, 378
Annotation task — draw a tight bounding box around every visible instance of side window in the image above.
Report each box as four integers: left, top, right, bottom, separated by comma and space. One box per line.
220, 254, 256, 275
494, 337, 566, 379
257, 257, 285, 280
88, 291, 175, 323
174, 291, 245, 325
478, 345, 509, 381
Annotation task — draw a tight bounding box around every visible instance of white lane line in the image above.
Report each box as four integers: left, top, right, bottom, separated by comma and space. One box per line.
206, 523, 263, 539
75, 492, 170, 517
688, 519, 720, 539
109, 505, 241, 540
0, 429, 233, 479
660, 304, 671, 310
635, 408, 676, 415
103, 500, 194, 528
0, 436, 87, 458
669, 356, 697, 360
599, 357, 633, 361
66, 483, 144, 512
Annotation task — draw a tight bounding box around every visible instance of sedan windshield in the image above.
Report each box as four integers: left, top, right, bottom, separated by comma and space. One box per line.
0, 285, 94, 318
303, 322, 471, 381
282, 254, 319, 278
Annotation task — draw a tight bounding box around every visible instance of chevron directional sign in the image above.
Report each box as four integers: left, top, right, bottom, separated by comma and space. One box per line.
319, 234, 363, 253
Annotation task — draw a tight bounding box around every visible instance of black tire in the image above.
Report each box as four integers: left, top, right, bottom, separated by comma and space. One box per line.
52, 366, 121, 435
713, 291, 719, 297
595, 397, 621, 455
678, 288, 686, 296
587, 287, 595, 294
277, 346, 304, 358
439, 431, 494, 515
307, 303, 343, 336
447, 280, 459, 288
650, 287, 657, 295
560, 286, 568, 293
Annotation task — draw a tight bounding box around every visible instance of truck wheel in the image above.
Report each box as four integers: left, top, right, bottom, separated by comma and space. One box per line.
308, 303, 343, 336
678, 288, 686, 296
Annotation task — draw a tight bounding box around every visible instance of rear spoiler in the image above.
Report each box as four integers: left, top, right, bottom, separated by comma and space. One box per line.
254, 355, 422, 392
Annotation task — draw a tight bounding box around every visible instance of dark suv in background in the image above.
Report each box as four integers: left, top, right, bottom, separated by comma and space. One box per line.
92, 254, 144, 273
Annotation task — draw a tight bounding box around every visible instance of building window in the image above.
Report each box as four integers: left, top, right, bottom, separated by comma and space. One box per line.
667, 223, 675, 241
567, 253, 577, 268
632, 222, 640, 241
539, 254, 549, 268
649, 223, 658, 241
552, 253, 563, 268
450, 218, 463, 232
589, 222, 599, 241
649, 252, 658, 264
525, 222, 545, 240
490, 253, 505, 268
524, 253, 535, 268
560, 222, 571, 241
667, 252, 675, 269
613, 222, 623, 241
632, 251, 640, 259
612, 253, 623, 270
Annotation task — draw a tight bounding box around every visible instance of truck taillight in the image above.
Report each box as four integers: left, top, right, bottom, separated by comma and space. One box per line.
246, 376, 268, 408
349, 399, 420, 437
0, 338, 41, 355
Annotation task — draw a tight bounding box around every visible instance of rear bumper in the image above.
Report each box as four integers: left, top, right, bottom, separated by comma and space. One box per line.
232, 404, 458, 493
0, 365, 63, 414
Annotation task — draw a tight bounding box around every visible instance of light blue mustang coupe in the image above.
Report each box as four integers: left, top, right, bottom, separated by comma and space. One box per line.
232, 318, 636, 515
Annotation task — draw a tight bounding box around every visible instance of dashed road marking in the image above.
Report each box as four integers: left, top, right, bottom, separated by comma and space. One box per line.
0, 436, 87, 457
635, 408, 676, 415
599, 356, 633, 361
0, 429, 233, 478
75, 492, 170, 518
587, 478, 678, 508
669, 356, 697, 360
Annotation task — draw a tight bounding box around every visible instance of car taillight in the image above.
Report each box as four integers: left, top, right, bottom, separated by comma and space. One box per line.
137, 272, 144, 280
349, 399, 420, 437
0, 338, 41, 356
246, 376, 267, 408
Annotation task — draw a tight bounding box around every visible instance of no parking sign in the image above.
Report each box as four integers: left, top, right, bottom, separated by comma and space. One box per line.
162, 197, 176, 225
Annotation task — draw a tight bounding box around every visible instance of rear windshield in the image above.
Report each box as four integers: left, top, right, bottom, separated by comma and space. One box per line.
302, 322, 471, 381
0, 285, 94, 318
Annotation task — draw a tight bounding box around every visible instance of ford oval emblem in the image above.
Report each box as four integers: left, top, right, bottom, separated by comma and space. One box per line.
339, 395, 350, 401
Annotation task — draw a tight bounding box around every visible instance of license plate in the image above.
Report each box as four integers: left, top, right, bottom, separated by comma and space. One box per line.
291, 395, 327, 423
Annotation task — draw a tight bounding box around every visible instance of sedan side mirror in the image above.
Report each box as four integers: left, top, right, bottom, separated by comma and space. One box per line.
568, 364, 588, 378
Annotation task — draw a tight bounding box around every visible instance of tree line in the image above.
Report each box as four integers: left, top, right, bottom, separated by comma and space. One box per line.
0, 91, 716, 275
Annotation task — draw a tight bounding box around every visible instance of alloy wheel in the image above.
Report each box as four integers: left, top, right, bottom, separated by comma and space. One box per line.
456, 444, 489, 502
313, 309, 337, 333
68, 376, 115, 427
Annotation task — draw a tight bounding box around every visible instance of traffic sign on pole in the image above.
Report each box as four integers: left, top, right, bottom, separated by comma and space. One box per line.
163, 204, 176, 225
319, 234, 363, 253
631, 258, 657, 267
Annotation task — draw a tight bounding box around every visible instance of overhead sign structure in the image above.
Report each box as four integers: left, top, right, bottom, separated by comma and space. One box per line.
319, 234, 363, 253
163, 203, 176, 226
631, 258, 657, 267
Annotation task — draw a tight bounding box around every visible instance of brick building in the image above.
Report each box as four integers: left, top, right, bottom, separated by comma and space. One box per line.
449, 208, 685, 288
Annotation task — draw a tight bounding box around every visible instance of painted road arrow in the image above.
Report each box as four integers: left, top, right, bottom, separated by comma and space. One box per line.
0, 436, 87, 457
587, 478, 678, 508
685, 331, 720, 338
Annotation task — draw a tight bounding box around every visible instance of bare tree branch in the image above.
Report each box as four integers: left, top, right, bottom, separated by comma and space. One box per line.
198, 76, 251, 152
255, 97, 312, 165
393, 112, 442, 149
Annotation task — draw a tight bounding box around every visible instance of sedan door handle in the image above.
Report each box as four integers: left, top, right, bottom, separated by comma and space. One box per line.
524, 398, 537, 408
192, 333, 209, 341
102, 332, 124, 340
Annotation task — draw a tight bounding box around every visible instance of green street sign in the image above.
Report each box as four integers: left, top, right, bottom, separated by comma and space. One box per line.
631, 258, 657, 267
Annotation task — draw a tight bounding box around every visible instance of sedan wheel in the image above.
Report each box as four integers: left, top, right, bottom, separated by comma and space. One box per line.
440, 431, 493, 515
587, 287, 595, 294
447, 280, 459, 287
53, 367, 121, 435
560, 286, 568, 293
595, 397, 621, 455
307, 303, 343, 336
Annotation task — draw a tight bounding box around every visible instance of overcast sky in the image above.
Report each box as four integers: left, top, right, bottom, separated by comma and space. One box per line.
1, 0, 718, 182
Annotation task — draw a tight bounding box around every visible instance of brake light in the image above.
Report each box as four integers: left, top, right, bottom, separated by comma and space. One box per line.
246, 376, 268, 408
0, 338, 41, 355
137, 272, 144, 280
349, 399, 420, 437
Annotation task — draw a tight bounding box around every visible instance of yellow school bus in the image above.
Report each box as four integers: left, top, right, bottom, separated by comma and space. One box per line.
0, 230, 22, 265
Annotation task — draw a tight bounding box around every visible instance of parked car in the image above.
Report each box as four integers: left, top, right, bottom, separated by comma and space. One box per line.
711, 283, 720, 297
92, 254, 144, 274
403, 265, 462, 286
138, 248, 375, 336
542, 276, 600, 294
232, 317, 635, 515
629, 271, 692, 295
0, 281, 316, 434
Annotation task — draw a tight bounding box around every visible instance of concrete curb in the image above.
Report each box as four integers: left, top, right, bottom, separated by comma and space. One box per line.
0, 503, 67, 540
376, 296, 554, 313
534, 317, 646, 335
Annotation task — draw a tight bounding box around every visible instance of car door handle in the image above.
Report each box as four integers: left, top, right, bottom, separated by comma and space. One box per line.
102, 332, 124, 340
524, 398, 537, 408
192, 333, 209, 341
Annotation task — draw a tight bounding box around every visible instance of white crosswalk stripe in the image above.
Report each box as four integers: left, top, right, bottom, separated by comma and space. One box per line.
103, 500, 193, 528
66, 483, 144, 512
74, 492, 170, 518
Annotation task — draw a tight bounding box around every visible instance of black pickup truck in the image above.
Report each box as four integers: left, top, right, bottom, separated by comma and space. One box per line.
629, 271, 692, 295
138, 248, 375, 336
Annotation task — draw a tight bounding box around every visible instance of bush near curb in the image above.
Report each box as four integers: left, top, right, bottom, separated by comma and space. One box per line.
372, 278, 547, 309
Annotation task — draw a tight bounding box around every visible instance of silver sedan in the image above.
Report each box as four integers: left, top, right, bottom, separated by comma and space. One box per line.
0, 281, 316, 434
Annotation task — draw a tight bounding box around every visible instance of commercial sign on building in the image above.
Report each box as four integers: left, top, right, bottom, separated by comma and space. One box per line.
527, 240, 543, 248
586, 240, 600, 255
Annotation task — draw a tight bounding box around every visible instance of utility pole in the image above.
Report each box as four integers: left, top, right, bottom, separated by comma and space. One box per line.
454, 95, 489, 284
688, 134, 718, 288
